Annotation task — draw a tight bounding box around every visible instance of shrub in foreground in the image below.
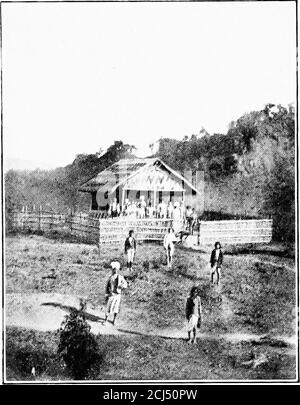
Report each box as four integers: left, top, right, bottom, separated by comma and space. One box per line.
57, 300, 100, 380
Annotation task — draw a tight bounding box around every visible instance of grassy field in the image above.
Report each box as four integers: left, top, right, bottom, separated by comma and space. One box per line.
5, 233, 297, 381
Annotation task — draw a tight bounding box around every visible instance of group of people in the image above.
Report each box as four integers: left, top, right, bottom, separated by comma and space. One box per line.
103, 228, 224, 344
107, 196, 198, 228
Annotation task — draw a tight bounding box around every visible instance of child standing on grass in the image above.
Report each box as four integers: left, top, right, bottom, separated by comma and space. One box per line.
124, 230, 136, 271
210, 241, 223, 286
185, 287, 202, 344
163, 227, 177, 268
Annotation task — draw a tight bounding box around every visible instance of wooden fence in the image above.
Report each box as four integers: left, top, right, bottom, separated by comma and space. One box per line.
10, 211, 273, 246
10, 211, 172, 244
198, 219, 273, 245
11, 211, 99, 243
99, 218, 173, 245
11, 211, 67, 233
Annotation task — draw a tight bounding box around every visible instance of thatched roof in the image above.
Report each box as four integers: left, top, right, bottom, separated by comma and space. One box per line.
79, 158, 200, 194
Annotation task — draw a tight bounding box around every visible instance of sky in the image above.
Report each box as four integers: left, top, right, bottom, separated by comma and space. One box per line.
2, 1, 296, 170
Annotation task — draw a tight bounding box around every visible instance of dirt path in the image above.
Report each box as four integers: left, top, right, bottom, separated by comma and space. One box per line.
6, 293, 297, 351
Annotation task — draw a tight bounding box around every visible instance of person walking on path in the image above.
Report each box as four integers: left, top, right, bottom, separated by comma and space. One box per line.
210, 241, 223, 286
163, 227, 177, 268
124, 230, 137, 271
185, 286, 202, 344
104, 261, 128, 326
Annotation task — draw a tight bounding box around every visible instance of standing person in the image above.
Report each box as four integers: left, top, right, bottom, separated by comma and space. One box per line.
104, 261, 128, 326
157, 201, 162, 218
167, 201, 174, 219
180, 201, 185, 221
124, 230, 137, 271
173, 202, 181, 232
210, 241, 223, 285
123, 198, 130, 216
140, 196, 146, 218
160, 200, 167, 219
190, 208, 198, 235
146, 201, 154, 218
163, 228, 177, 268
185, 206, 193, 232
111, 198, 120, 218
185, 286, 202, 344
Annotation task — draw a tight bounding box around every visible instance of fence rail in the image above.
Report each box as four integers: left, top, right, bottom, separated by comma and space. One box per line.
99, 218, 173, 245
10, 211, 273, 246
198, 219, 273, 245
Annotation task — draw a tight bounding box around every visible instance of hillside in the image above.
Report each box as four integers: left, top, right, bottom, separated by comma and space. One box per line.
4, 104, 295, 242
156, 104, 295, 241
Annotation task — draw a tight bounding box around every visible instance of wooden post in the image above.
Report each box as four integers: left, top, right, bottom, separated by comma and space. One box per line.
38, 206, 41, 231
24, 205, 28, 230
153, 189, 156, 217
182, 191, 186, 227
70, 210, 73, 233
98, 217, 101, 257
121, 187, 125, 214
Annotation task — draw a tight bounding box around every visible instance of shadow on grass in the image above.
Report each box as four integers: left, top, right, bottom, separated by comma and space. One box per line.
7, 229, 99, 247
115, 327, 187, 341
224, 244, 294, 258
177, 245, 208, 254
177, 241, 294, 259
41, 302, 106, 323
41, 303, 187, 341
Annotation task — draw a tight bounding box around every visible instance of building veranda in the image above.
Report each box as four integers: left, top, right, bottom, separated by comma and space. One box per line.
79, 157, 204, 220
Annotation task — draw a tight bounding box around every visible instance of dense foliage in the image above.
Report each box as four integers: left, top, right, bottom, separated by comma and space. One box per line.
157, 104, 295, 241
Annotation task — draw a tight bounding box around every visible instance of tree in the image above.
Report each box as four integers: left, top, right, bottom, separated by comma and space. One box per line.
261, 151, 295, 243
57, 300, 100, 380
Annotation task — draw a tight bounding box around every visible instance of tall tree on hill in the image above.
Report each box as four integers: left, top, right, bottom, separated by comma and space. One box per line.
62, 140, 137, 212
261, 150, 295, 242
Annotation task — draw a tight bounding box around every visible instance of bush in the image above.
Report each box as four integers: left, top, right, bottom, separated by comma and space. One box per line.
57, 300, 100, 380
143, 261, 150, 271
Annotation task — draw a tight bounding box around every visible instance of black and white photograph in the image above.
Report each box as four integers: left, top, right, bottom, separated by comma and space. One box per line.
0, 0, 298, 384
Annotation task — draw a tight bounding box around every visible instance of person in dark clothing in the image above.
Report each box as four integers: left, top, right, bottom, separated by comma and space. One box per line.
190, 208, 198, 235
185, 286, 202, 344
210, 241, 223, 285
104, 261, 128, 326
124, 230, 136, 271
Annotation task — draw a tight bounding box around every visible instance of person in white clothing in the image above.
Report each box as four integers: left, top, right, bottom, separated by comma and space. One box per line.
160, 200, 167, 218
167, 201, 174, 219
124, 230, 137, 270
163, 228, 177, 268
173, 202, 184, 234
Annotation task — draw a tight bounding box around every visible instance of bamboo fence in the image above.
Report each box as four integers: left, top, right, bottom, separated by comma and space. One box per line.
10, 210, 273, 246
